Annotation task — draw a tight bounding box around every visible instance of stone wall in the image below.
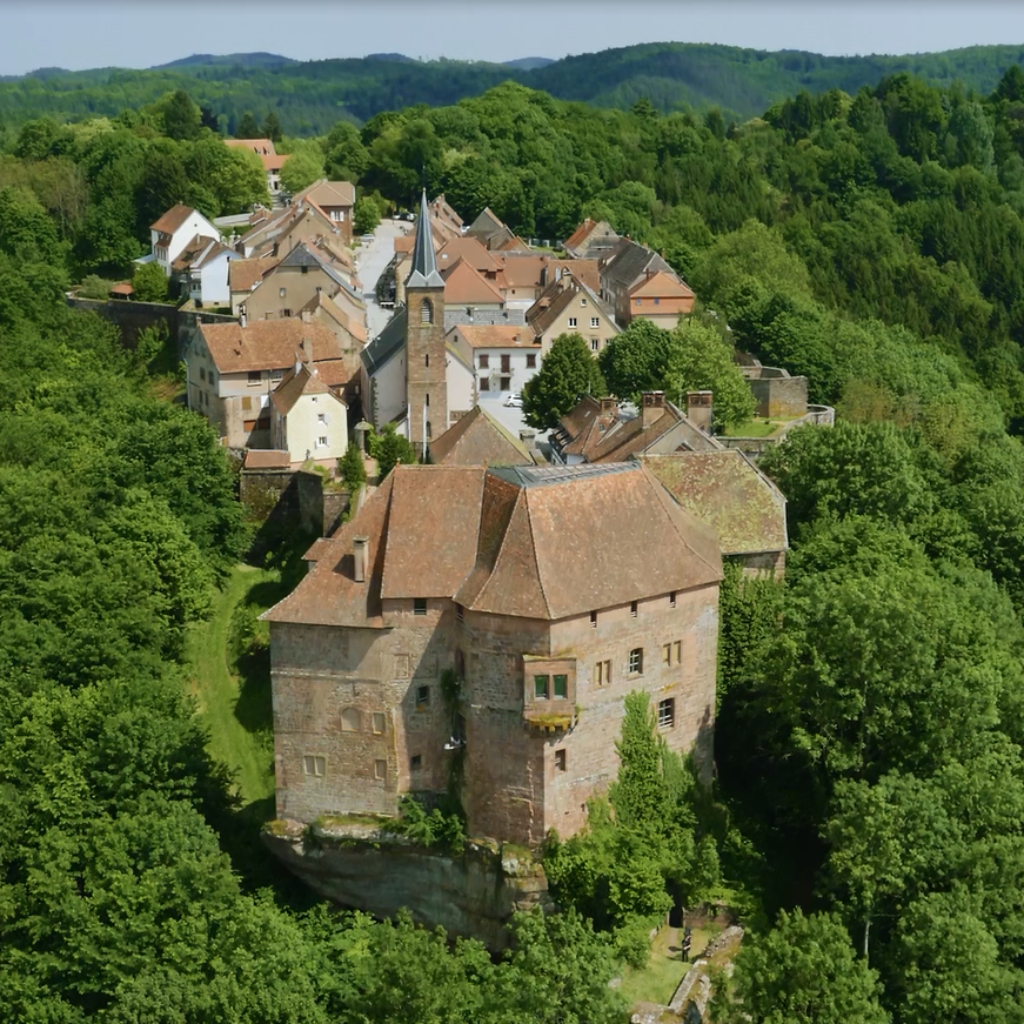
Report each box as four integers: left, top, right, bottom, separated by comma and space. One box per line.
746, 372, 808, 419
239, 467, 325, 540
263, 819, 552, 950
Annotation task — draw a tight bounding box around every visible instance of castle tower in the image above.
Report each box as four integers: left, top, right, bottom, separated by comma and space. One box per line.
405, 190, 447, 457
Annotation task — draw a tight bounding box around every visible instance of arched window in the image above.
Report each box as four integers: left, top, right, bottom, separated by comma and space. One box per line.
341, 707, 361, 732
421, 299, 433, 324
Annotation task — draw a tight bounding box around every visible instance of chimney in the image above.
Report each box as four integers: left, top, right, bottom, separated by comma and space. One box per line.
301, 308, 311, 323
519, 428, 537, 445
641, 390, 665, 427
599, 396, 618, 414
353, 536, 369, 583
239, 310, 247, 328
686, 390, 713, 433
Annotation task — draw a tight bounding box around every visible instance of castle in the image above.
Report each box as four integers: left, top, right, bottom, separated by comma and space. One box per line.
264, 461, 722, 847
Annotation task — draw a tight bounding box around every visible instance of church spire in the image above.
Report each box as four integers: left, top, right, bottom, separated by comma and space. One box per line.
406, 189, 444, 289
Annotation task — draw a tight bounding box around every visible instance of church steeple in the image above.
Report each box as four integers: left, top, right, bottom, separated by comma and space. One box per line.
406, 189, 444, 289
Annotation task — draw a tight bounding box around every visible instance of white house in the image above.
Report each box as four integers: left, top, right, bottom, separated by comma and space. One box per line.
446, 323, 542, 399
147, 205, 221, 276
173, 235, 234, 307
271, 362, 349, 466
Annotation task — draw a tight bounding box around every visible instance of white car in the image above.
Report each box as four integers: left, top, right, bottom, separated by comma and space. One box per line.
503, 392, 523, 408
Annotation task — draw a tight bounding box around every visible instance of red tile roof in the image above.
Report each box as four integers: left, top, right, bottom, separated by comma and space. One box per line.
199, 319, 349, 374
150, 204, 198, 235
442, 259, 505, 306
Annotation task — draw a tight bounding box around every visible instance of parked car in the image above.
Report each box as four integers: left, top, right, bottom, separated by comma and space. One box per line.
503, 392, 523, 408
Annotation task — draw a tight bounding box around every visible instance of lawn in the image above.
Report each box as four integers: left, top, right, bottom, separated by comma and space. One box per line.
617, 923, 721, 1009
186, 563, 277, 805
722, 418, 782, 438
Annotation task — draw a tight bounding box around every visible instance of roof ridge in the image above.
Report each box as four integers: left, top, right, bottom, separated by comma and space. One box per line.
523, 488, 552, 618
643, 465, 722, 581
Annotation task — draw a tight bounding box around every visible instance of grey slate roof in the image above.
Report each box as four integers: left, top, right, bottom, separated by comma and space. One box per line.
407, 190, 444, 289
279, 241, 362, 302
601, 239, 674, 290
361, 306, 409, 375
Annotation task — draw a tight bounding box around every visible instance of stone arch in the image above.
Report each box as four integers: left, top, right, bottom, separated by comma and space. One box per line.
341, 707, 361, 732
420, 298, 433, 324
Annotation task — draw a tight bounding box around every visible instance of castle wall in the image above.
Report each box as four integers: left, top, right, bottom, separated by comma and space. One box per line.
747, 373, 808, 419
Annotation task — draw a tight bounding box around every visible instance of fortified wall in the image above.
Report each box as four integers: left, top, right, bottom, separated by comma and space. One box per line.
262, 818, 552, 949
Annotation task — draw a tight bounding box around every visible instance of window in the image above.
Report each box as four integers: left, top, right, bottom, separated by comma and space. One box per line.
501, 354, 510, 373
421, 299, 433, 324
271, 368, 283, 380
654, 297, 660, 306
674, 640, 682, 664
242, 396, 252, 411
426, 421, 432, 439
630, 601, 638, 618
590, 316, 600, 328
247, 370, 261, 386
500, 376, 510, 391
318, 412, 327, 424
580, 297, 587, 306
281, 308, 291, 317
555, 749, 567, 772
425, 392, 430, 407
413, 598, 427, 616
590, 610, 598, 627
199, 367, 206, 381
568, 317, 577, 328
316, 285, 322, 293
635, 298, 642, 306
410, 754, 423, 770
658, 698, 675, 729
534, 674, 550, 700
341, 708, 361, 732
628, 648, 644, 675
279, 287, 287, 297
210, 372, 216, 386
526, 353, 536, 368
301, 265, 308, 274
374, 758, 387, 780
455, 603, 464, 622
316, 436, 328, 448
669, 591, 677, 608
425, 354, 429, 368
662, 643, 672, 667
303, 754, 325, 777
591, 338, 599, 352
595, 659, 612, 686
479, 354, 490, 369
394, 654, 411, 678
372, 712, 386, 735
553, 674, 568, 699
416, 685, 430, 709
480, 377, 490, 391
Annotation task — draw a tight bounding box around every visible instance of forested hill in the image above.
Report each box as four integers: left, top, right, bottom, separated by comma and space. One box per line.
5, 40, 1024, 133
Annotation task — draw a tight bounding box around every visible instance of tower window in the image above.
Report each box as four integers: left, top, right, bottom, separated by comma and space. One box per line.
413, 598, 427, 615
658, 699, 675, 729
555, 749, 567, 771
421, 299, 433, 324
628, 648, 644, 675
425, 354, 429, 367
416, 685, 430, 709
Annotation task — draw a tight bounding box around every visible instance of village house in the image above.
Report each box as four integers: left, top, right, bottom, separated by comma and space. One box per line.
447, 323, 542, 399
234, 201, 341, 260
171, 234, 234, 307
242, 239, 363, 325
563, 218, 620, 259
225, 138, 289, 196
263, 460, 722, 847
186, 317, 356, 448
599, 238, 695, 328
229, 256, 281, 315
292, 180, 356, 245
144, 205, 221, 277
526, 270, 619, 355
270, 361, 349, 467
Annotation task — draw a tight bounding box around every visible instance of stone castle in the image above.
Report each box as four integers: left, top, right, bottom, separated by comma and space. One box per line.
264, 461, 722, 847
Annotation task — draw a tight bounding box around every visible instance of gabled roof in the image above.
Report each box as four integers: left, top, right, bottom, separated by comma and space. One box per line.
564, 219, 599, 252
526, 273, 617, 339
449, 324, 536, 349
263, 462, 721, 629
407, 189, 444, 289
294, 179, 356, 208
151, 204, 200, 235
601, 239, 674, 291
466, 207, 506, 239
271, 361, 345, 416
639, 451, 787, 556
443, 258, 505, 306
262, 239, 362, 304
437, 236, 501, 275
199, 319, 348, 374
551, 395, 688, 464
172, 235, 233, 272
226, 138, 277, 156
429, 406, 533, 467
630, 270, 695, 300
302, 291, 367, 346
361, 306, 408, 375
229, 256, 281, 292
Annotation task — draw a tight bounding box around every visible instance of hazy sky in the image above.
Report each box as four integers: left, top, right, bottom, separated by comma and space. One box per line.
3, 1, 1024, 76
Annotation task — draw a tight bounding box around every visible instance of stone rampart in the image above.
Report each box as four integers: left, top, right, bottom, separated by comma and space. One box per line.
262, 818, 552, 949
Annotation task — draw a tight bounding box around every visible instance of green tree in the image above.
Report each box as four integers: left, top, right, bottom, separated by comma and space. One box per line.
279, 139, 325, 194
354, 194, 382, 235
262, 111, 283, 143
339, 438, 367, 493
713, 909, 889, 1024
161, 89, 201, 142
235, 111, 260, 138
132, 260, 170, 302
370, 423, 416, 479
522, 332, 606, 429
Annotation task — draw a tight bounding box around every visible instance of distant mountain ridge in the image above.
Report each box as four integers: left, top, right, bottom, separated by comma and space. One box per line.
2, 41, 1024, 133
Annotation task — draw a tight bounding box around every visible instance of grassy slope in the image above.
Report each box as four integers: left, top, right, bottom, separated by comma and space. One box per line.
186, 564, 276, 805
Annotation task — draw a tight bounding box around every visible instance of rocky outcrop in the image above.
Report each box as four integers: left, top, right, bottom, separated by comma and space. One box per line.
262, 818, 553, 949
